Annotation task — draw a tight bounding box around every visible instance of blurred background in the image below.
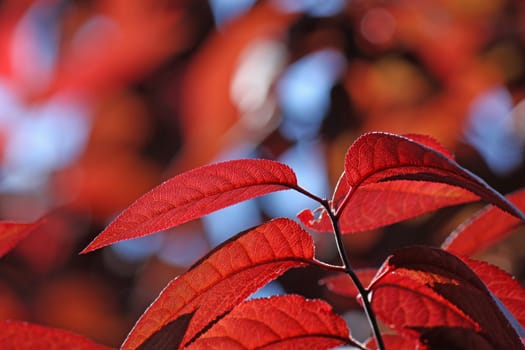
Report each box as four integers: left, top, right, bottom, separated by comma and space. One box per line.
0, 0, 524, 346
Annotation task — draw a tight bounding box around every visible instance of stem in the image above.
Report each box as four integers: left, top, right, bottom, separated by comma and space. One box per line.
291, 184, 385, 349
321, 200, 386, 350
291, 185, 327, 205
313, 260, 346, 272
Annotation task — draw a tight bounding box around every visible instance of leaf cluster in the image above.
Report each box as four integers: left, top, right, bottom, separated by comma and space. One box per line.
1, 132, 524, 349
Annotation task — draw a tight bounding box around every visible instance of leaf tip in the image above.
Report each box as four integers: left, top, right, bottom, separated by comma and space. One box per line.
79, 243, 97, 255
79, 235, 110, 254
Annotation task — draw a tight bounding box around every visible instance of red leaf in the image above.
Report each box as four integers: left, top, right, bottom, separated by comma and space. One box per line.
418, 327, 495, 350
364, 334, 420, 350
0, 220, 43, 258
338, 181, 477, 232
120, 218, 316, 350
341, 132, 524, 222
299, 132, 517, 234
82, 159, 297, 253
463, 258, 525, 329
402, 133, 455, 160
321, 268, 377, 300
136, 313, 194, 350
370, 269, 478, 335
300, 180, 477, 233
297, 208, 331, 232
369, 246, 523, 349
186, 295, 352, 350
443, 188, 525, 256
0, 320, 110, 349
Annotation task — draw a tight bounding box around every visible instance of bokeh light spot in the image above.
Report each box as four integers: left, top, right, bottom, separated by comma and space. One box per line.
277, 49, 346, 141
360, 7, 396, 45
464, 87, 524, 175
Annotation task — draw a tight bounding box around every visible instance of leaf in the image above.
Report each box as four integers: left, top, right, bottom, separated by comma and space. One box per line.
369, 246, 523, 349
342, 132, 524, 222
299, 180, 477, 233
320, 268, 377, 300
401, 133, 455, 160
136, 313, 194, 350
442, 187, 525, 256
121, 218, 317, 350
82, 159, 297, 253
0, 320, 110, 349
299, 132, 519, 234
462, 258, 525, 329
369, 268, 478, 335
339, 181, 477, 232
418, 327, 495, 350
186, 295, 352, 350
364, 334, 420, 350
0, 219, 43, 258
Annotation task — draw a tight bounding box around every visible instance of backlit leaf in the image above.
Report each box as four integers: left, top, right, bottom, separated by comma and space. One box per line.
369, 246, 523, 349
299, 179, 477, 233
186, 295, 352, 350
121, 218, 316, 350
443, 187, 525, 256
341, 132, 524, 222
82, 159, 297, 252
463, 258, 525, 329
401, 133, 455, 160
337, 181, 477, 232
369, 269, 478, 336
299, 132, 516, 234
0, 320, 110, 350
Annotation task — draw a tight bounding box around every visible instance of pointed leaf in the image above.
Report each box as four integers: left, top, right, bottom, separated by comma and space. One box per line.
370, 268, 478, 336
121, 218, 317, 350
339, 133, 456, 209
338, 181, 477, 232
186, 295, 352, 350
0, 320, 110, 349
300, 180, 477, 233
0, 220, 43, 257
463, 258, 525, 329
402, 133, 455, 160
82, 159, 297, 252
299, 132, 499, 233
337, 133, 524, 231
369, 246, 523, 349
443, 187, 525, 256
